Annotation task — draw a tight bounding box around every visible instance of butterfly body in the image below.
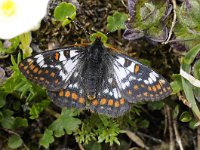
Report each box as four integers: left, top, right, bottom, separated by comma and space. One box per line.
19, 38, 172, 117
81, 39, 107, 100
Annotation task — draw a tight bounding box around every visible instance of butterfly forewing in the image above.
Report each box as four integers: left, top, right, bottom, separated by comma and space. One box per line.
111, 52, 172, 102
19, 47, 84, 91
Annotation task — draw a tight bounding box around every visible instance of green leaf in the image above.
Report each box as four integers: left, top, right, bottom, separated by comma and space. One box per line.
183, 44, 200, 65
49, 108, 81, 137
29, 99, 50, 119
0, 109, 15, 129
54, 2, 76, 26
39, 129, 54, 148
181, 44, 200, 119
90, 32, 108, 44
8, 135, 23, 149
107, 11, 128, 32
19, 32, 32, 58
179, 111, 192, 122
13, 117, 28, 129
172, 105, 180, 119
170, 74, 183, 94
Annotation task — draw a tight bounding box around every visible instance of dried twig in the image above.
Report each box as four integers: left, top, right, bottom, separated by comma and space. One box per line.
166, 105, 175, 150
163, 0, 177, 44
173, 118, 184, 150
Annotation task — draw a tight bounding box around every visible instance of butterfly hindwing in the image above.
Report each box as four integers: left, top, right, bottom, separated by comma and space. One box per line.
48, 69, 86, 109
19, 47, 85, 91
89, 60, 130, 117
110, 52, 172, 103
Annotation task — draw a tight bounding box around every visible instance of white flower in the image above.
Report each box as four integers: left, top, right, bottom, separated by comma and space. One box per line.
0, 0, 49, 39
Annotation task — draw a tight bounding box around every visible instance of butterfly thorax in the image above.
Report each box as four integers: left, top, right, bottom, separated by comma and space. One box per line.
82, 39, 106, 100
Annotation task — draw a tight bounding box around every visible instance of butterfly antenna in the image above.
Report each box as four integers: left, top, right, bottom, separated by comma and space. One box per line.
67, 17, 90, 42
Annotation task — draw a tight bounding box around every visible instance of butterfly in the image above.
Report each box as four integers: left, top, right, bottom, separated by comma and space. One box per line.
18, 38, 172, 117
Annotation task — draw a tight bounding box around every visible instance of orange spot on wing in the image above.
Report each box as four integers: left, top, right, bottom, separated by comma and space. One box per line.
26, 70, 30, 74
133, 85, 139, 90
148, 86, 152, 91
143, 92, 148, 96
23, 66, 28, 70
108, 99, 114, 106
50, 72, 56, 77
159, 79, 166, 85
167, 87, 171, 91
40, 77, 45, 81
150, 94, 153, 97
79, 97, 85, 104
120, 98, 125, 105
72, 92, 78, 100
128, 90, 132, 95
65, 91, 70, 97
44, 70, 49, 74
156, 84, 161, 90
100, 98, 107, 105
30, 64, 35, 70
19, 63, 24, 67
33, 67, 39, 73
92, 99, 98, 106
55, 79, 59, 84
134, 64, 140, 73
152, 86, 157, 92
115, 101, 120, 107
55, 52, 60, 60
38, 70, 42, 75
27, 58, 33, 65
141, 84, 145, 88
45, 80, 50, 85
59, 90, 64, 97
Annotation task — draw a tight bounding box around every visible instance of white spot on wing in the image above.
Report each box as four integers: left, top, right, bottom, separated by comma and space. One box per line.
108, 78, 113, 83
59, 70, 67, 80
149, 72, 157, 82
126, 62, 135, 73
59, 51, 66, 61
144, 80, 149, 84
116, 57, 125, 66
113, 88, 118, 99
35, 54, 45, 67
103, 89, 109, 94
70, 50, 78, 57
148, 77, 153, 84
152, 71, 159, 78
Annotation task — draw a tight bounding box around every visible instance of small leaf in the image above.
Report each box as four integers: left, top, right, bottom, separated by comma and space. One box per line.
8, 135, 23, 149
54, 2, 76, 26
13, 117, 28, 129
0, 109, 15, 129
90, 32, 108, 44
29, 100, 50, 119
172, 105, 180, 119
107, 12, 128, 32
40, 129, 54, 148
170, 74, 183, 94
49, 108, 81, 137
179, 111, 192, 122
